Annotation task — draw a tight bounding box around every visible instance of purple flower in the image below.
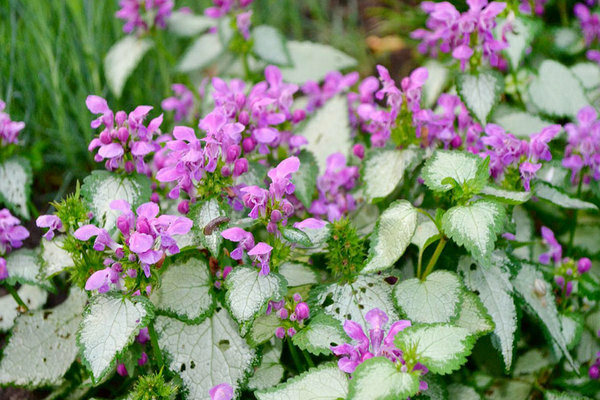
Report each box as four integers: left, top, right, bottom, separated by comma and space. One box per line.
0, 209, 29, 255
209, 383, 234, 400
575, 3, 600, 47
519, 0, 548, 15
85, 266, 120, 293
221, 227, 255, 259
519, 161, 541, 191
73, 225, 119, 252
294, 302, 310, 321
578, 257, 592, 274
293, 218, 326, 230
0, 100, 25, 147
36, 215, 63, 241
539, 226, 562, 265
267, 156, 299, 200
162, 84, 195, 122
116, 0, 174, 33
116, 363, 128, 377
241, 186, 269, 219
0, 257, 7, 281
236, 10, 252, 41
563, 106, 600, 183
302, 71, 359, 112
247, 242, 272, 275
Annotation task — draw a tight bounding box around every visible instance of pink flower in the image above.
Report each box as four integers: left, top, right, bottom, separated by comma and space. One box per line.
247, 242, 273, 275
0, 99, 25, 147
0, 257, 7, 281
0, 209, 29, 255
539, 226, 562, 265
221, 227, 255, 260
36, 215, 63, 241
209, 383, 234, 400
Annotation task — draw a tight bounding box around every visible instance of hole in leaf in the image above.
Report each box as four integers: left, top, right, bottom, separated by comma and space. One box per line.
218, 339, 230, 351
190, 361, 196, 369
180, 363, 186, 372
384, 276, 398, 285
470, 263, 477, 271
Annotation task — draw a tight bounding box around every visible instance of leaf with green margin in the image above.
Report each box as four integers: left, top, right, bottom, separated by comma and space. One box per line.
312, 274, 398, 331
480, 185, 531, 205
41, 235, 74, 278
281, 226, 313, 247
447, 384, 481, 400
456, 70, 503, 124
252, 25, 292, 66
534, 181, 598, 210
247, 313, 281, 346
278, 262, 318, 287
0, 285, 47, 331
545, 391, 592, 400
511, 262, 575, 368
104, 36, 153, 98
362, 148, 422, 200
4, 248, 53, 291
422, 60, 449, 108
576, 330, 600, 363
455, 291, 495, 337
560, 313, 583, 350
292, 313, 349, 356
0, 156, 32, 219
571, 62, 600, 90
177, 33, 223, 72
225, 267, 287, 333
414, 375, 448, 400
494, 111, 552, 138
513, 349, 552, 376
150, 255, 213, 323
528, 60, 589, 119
363, 200, 417, 274
422, 150, 485, 193
393, 270, 464, 324
348, 357, 420, 400
81, 171, 152, 232
0, 288, 86, 387
442, 200, 506, 265
411, 213, 440, 271
189, 198, 227, 256
395, 324, 476, 375
458, 254, 517, 371
280, 41, 357, 85
248, 341, 284, 391
501, 17, 535, 70
292, 150, 318, 208
255, 362, 348, 400
297, 95, 352, 173
167, 10, 214, 37
156, 310, 257, 400
77, 294, 154, 383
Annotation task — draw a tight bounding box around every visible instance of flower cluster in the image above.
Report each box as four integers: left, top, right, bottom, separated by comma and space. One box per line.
562, 106, 600, 184
331, 308, 428, 390
221, 227, 273, 275
411, 0, 509, 70
309, 153, 359, 222
86, 96, 165, 175
479, 123, 561, 190
74, 200, 192, 292
0, 100, 25, 147
0, 209, 30, 281
266, 293, 310, 339
575, 3, 600, 63
205, 0, 254, 40
161, 84, 196, 122
302, 71, 359, 112
539, 226, 592, 298
116, 0, 174, 34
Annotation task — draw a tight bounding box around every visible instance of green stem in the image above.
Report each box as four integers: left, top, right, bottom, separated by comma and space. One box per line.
148, 322, 164, 369
287, 338, 305, 373
302, 349, 315, 369
242, 52, 251, 81
567, 170, 584, 252
421, 237, 447, 280
4, 284, 28, 312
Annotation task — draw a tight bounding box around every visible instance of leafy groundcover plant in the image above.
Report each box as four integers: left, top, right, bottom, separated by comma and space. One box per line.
1, 0, 600, 399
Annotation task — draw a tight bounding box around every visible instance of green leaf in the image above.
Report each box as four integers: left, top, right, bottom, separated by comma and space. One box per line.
255, 363, 349, 400
40, 235, 74, 278
513, 349, 552, 376
0, 156, 32, 219
571, 62, 600, 90
167, 10, 214, 37
292, 150, 319, 208
189, 198, 227, 256
225, 267, 287, 332
248, 341, 284, 391
494, 111, 552, 138
292, 313, 349, 356
278, 262, 318, 287
528, 60, 589, 119
77, 294, 154, 382
363, 200, 417, 274
252, 25, 292, 66
104, 36, 153, 98
150, 255, 213, 323
442, 200, 506, 265
545, 391, 592, 400
177, 33, 223, 72
395, 324, 476, 375
488, 380, 532, 400
447, 384, 481, 400
455, 291, 495, 337
502, 17, 534, 70
411, 213, 440, 269
511, 262, 575, 368
348, 357, 420, 400
312, 274, 398, 331
456, 70, 503, 124
280, 41, 357, 84
156, 310, 257, 399
362, 148, 422, 200
480, 185, 531, 205
458, 254, 517, 371
393, 270, 463, 324
0, 285, 47, 331
281, 226, 313, 247
534, 181, 598, 210
0, 289, 86, 387
422, 150, 486, 193
298, 95, 352, 173
4, 248, 53, 291
247, 313, 281, 346
81, 171, 152, 232
553, 28, 585, 55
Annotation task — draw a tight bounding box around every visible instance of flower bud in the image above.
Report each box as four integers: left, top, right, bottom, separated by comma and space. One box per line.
115, 248, 125, 259
150, 192, 160, 203
295, 302, 310, 321
267, 221, 278, 233
221, 165, 231, 177
116, 216, 130, 235
238, 111, 250, 126
271, 209, 282, 223
292, 109, 306, 124
124, 161, 135, 173
138, 352, 148, 366
233, 158, 249, 177
177, 200, 190, 215
226, 145, 241, 163
554, 275, 565, 289
293, 293, 302, 302
566, 281, 573, 296
242, 137, 256, 153
223, 266, 233, 279
116, 363, 128, 377
275, 327, 285, 339
590, 365, 600, 380
287, 327, 297, 337
115, 111, 127, 126
117, 127, 129, 142
277, 308, 289, 320
352, 144, 365, 160
578, 257, 592, 274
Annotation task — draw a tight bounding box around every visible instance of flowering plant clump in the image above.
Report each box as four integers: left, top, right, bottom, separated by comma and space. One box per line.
2, 1, 600, 400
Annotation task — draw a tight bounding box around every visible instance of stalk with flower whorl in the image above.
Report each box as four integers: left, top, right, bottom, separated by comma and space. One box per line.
86, 96, 164, 175
0, 209, 30, 281
562, 106, 600, 184
116, 0, 174, 34
0, 100, 25, 148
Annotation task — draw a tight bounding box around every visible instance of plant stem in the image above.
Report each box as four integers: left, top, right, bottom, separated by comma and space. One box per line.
287, 338, 305, 373
567, 170, 585, 253
4, 284, 28, 312
420, 237, 447, 280
148, 322, 164, 369
302, 349, 315, 369
242, 53, 251, 81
